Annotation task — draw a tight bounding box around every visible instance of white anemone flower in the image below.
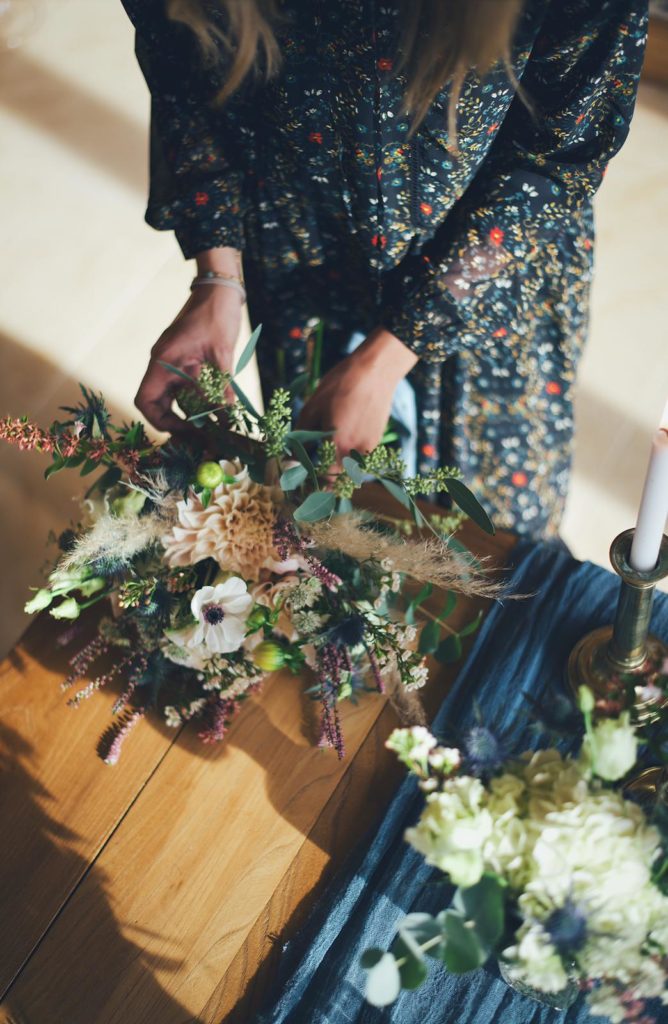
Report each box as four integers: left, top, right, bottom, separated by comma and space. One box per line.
188, 579, 253, 655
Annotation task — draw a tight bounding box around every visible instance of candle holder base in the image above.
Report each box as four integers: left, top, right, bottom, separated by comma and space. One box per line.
567, 626, 668, 722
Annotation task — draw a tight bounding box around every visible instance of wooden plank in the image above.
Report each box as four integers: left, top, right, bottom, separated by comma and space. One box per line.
0, 497, 514, 1024
644, 15, 668, 88
0, 610, 180, 1001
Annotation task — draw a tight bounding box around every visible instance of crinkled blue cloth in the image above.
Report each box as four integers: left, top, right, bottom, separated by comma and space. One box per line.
258, 540, 668, 1024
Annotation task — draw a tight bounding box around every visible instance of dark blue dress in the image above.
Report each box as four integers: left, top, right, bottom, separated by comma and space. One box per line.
122, 0, 648, 537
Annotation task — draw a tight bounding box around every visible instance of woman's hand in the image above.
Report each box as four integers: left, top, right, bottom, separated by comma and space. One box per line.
135, 247, 243, 433
297, 327, 418, 464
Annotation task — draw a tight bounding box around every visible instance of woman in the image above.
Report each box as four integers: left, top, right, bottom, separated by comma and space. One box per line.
122, 0, 648, 537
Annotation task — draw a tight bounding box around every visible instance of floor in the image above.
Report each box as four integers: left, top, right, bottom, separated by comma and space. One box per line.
0, 1, 666, 656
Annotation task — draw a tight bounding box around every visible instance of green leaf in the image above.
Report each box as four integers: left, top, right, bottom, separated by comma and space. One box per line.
45, 458, 65, 480
287, 371, 309, 397
233, 323, 262, 375
437, 590, 457, 622
280, 464, 308, 491
459, 609, 484, 638
453, 875, 505, 951
364, 951, 402, 1007
392, 935, 428, 990
442, 910, 488, 973
229, 378, 261, 420
293, 490, 336, 523
435, 633, 463, 664
419, 619, 441, 655
79, 458, 100, 477
411, 499, 427, 527
399, 913, 446, 961
157, 360, 198, 384
286, 429, 335, 443
342, 456, 365, 486
360, 948, 385, 970
406, 582, 433, 625
380, 477, 411, 509
337, 497, 354, 515
200, 487, 212, 509
446, 478, 495, 536
287, 437, 319, 488
84, 465, 121, 498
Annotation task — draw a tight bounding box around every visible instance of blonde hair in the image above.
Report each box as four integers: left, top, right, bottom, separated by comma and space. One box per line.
167, 0, 523, 138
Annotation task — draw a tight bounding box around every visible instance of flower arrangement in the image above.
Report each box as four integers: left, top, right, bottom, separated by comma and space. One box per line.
361, 683, 668, 1023
1, 326, 497, 765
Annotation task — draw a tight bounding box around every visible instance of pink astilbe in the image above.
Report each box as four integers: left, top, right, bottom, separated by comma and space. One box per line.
111, 654, 149, 714
66, 651, 139, 707
97, 708, 146, 765
197, 683, 262, 744
61, 635, 111, 690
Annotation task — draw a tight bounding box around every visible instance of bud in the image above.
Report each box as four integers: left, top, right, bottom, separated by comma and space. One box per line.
252, 640, 287, 672
196, 461, 225, 489
245, 607, 268, 632
50, 597, 81, 620
111, 490, 146, 517
24, 588, 53, 614
577, 685, 595, 714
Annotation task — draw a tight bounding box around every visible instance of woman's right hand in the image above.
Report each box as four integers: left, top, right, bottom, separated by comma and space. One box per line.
135, 283, 243, 433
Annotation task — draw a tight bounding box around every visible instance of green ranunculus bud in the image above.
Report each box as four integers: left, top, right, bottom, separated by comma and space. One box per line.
50, 597, 81, 620
578, 684, 595, 714
252, 640, 287, 672
24, 588, 54, 614
245, 607, 268, 632
195, 461, 225, 489
111, 489, 146, 517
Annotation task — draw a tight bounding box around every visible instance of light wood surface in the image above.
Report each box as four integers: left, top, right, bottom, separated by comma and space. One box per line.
0, 490, 515, 1024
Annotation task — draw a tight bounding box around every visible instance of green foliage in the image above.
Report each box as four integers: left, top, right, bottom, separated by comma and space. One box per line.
260, 388, 292, 457
293, 490, 336, 522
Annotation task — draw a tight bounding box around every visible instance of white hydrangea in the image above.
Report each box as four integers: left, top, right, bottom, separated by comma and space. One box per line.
405, 776, 493, 888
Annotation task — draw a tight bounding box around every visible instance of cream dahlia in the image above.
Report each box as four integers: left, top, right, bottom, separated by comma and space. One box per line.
162, 460, 282, 579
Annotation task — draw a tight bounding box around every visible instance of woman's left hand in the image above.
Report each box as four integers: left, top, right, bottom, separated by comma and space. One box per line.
296, 326, 418, 465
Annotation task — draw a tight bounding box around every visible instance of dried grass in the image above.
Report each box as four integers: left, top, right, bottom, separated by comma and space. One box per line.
307, 514, 504, 599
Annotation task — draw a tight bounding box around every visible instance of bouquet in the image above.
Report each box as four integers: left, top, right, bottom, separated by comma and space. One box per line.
362, 682, 668, 1023
1, 326, 496, 765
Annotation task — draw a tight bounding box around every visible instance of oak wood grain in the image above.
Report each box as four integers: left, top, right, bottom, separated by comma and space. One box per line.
0, 493, 515, 1024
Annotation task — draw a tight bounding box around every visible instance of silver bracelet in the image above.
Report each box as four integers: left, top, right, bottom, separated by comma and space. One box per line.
190, 276, 247, 303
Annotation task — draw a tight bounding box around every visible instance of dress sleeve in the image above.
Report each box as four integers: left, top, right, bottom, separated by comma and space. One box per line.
121, 0, 247, 258
380, 0, 649, 363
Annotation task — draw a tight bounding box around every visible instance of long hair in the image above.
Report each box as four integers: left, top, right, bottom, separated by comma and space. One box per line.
166, 0, 523, 137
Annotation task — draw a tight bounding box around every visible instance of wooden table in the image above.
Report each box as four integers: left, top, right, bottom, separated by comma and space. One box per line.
0, 491, 514, 1024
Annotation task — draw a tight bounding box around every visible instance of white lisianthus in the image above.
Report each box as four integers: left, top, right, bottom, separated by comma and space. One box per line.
582, 710, 638, 782
502, 924, 570, 994
405, 776, 492, 888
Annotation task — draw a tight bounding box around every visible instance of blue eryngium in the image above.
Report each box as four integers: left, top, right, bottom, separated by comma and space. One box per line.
545, 898, 588, 955
462, 724, 506, 777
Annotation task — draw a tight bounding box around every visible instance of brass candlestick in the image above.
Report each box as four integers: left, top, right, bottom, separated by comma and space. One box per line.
567, 530, 668, 719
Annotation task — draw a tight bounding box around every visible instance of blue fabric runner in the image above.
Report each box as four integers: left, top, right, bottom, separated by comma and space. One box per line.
258, 541, 668, 1024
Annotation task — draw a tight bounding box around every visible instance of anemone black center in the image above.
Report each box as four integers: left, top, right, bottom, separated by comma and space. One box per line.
204, 604, 225, 625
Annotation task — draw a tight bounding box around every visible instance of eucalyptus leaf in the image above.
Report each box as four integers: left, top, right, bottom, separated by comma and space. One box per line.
337, 497, 354, 515
342, 456, 365, 486
435, 633, 463, 664
157, 360, 198, 384
392, 935, 428, 990
399, 913, 446, 960
442, 910, 488, 973
459, 609, 484, 638
293, 490, 336, 523
453, 874, 505, 951
364, 951, 402, 1007
380, 477, 411, 509
287, 371, 310, 397
438, 590, 457, 622
446, 478, 495, 536
419, 619, 441, 655
233, 323, 262, 375
287, 437, 319, 487
286, 429, 335, 443
280, 464, 308, 491
229, 378, 261, 421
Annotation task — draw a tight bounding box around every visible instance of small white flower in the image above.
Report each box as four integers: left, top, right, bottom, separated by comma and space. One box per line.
189, 578, 253, 655
583, 710, 638, 781
164, 706, 182, 728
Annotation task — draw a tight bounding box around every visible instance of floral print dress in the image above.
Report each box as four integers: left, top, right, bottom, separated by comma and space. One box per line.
122, 0, 648, 537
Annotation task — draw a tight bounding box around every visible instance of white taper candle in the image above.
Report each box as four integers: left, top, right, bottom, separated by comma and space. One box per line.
629, 400, 668, 573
